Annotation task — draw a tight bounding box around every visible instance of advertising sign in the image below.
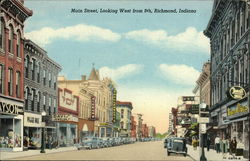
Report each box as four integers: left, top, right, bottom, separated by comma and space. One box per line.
90, 96, 96, 120
228, 86, 246, 100
227, 101, 248, 119
0, 101, 23, 115
112, 89, 117, 123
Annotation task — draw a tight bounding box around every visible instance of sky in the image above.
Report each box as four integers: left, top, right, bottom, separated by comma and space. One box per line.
24, 0, 213, 133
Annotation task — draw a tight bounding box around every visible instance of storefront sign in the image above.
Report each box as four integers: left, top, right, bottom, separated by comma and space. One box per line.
199, 123, 206, 134
228, 86, 246, 100
0, 101, 23, 115
227, 101, 249, 119
24, 112, 41, 127
53, 114, 71, 121
189, 104, 199, 114
182, 96, 195, 101
59, 88, 78, 111
112, 89, 117, 123
90, 96, 96, 120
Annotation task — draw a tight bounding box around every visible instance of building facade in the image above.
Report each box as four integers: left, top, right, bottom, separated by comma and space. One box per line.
116, 101, 133, 137
136, 113, 143, 139
58, 68, 115, 138
55, 88, 79, 147
0, 0, 32, 151
130, 115, 137, 138
204, 0, 250, 158
24, 39, 61, 149
148, 126, 156, 138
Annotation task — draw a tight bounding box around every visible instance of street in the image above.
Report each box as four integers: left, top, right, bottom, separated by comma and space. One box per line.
11, 141, 193, 160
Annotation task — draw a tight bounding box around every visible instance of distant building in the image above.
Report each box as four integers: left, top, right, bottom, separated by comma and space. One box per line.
148, 126, 156, 138
116, 101, 133, 137
130, 116, 137, 138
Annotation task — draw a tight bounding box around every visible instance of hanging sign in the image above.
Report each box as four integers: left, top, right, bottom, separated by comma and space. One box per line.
228, 86, 246, 100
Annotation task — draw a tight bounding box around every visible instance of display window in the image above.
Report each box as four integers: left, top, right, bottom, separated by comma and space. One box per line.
23, 127, 41, 149
0, 117, 22, 149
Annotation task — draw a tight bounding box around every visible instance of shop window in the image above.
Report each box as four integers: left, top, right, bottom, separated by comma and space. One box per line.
0, 18, 5, 50
8, 25, 14, 54
16, 32, 21, 57
0, 64, 4, 94
8, 68, 13, 96
0, 118, 22, 148
15, 71, 21, 98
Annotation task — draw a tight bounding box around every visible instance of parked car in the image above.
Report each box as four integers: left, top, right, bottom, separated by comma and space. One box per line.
102, 137, 112, 147
82, 137, 100, 149
164, 137, 187, 156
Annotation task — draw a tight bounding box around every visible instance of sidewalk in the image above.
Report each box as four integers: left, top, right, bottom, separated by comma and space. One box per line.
0, 146, 77, 160
187, 145, 248, 161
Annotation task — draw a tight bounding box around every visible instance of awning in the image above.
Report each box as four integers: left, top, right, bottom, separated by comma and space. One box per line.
228, 116, 248, 123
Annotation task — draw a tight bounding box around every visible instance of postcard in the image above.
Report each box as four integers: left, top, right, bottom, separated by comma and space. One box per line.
0, 0, 249, 160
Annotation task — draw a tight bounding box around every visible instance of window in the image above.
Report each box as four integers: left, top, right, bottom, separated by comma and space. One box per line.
54, 98, 56, 114
25, 87, 29, 110
37, 91, 41, 112
43, 94, 46, 112
8, 25, 14, 53
31, 58, 36, 80
49, 96, 52, 115
16, 32, 21, 57
25, 56, 29, 78
8, 68, 13, 96
31, 89, 35, 111
53, 75, 56, 90
0, 19, 4, 50
121, 109, 124, 119
16, 71, 21, 98
0, 64, 3, 94
37, 62, 40, 83
43, 69, 46, 85
48, 72, 51, 87
121, 121, 124, 129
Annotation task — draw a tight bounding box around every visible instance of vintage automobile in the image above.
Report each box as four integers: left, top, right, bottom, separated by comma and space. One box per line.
164, 137, 187, 156
82, 137, 101, 149
102, 137, 112, 147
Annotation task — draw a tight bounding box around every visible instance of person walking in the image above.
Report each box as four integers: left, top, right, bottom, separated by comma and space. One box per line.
192, 136, 198, 150
215, 135, 220, 153
231, 137, 237, 155
207, 136, 211, 151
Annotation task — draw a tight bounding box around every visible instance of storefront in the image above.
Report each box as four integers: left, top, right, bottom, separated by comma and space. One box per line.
23, 112, 42, 150
0, 97, 24, 151
227, 98, 249, 158
53, 114, 78, 147
98, 123, 113, 137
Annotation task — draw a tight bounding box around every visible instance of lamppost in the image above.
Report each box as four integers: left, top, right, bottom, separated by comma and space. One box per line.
199, 102, 207, 161
40, 110, 46, 153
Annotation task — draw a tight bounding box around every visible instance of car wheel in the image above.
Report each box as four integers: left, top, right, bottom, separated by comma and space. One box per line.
183, 153, 186, 157
167, 151, 170, 156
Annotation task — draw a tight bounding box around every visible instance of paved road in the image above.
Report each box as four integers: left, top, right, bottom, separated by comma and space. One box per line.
12, 141, 193, 160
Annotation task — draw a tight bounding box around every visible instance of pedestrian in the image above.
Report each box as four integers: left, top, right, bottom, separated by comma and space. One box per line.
207, 136, 211, 151
214, 135, 220, 153
192, 136, 198, 150
231, 137, 237, 155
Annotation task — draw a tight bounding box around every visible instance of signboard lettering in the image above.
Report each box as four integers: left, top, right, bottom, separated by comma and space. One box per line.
90, 96, 96, 120
112, 89, 117, 123
53, 114, 71, 121
0, 101, 23, 115
227, 102, 248, 117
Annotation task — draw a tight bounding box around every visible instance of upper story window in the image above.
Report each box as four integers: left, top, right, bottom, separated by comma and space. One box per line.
37, 62, 40, 83
25, 87, 29, 110
0, 19, 5, 50
53, 75, 56, 90
43, 69, 46, 86
0, 64, 4, 94
31, 58, 36, 80
16, 32, 21, 57
8, 68, 13, 96
48, 72, 51, 87
16, 71, 21, 98
25, 55, 29, 78
8, 25, 14, 54
121, 109, 124, 119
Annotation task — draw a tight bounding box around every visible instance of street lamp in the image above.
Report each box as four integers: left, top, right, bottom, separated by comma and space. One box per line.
40, 110, 46, 153
199, 101, 207, 161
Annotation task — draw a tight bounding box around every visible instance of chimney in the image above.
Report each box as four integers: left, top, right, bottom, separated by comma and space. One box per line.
81, 75, 86, 81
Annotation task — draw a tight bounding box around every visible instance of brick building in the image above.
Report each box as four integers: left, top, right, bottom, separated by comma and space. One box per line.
0, 0, 32, 151
23, 39, 61, 149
